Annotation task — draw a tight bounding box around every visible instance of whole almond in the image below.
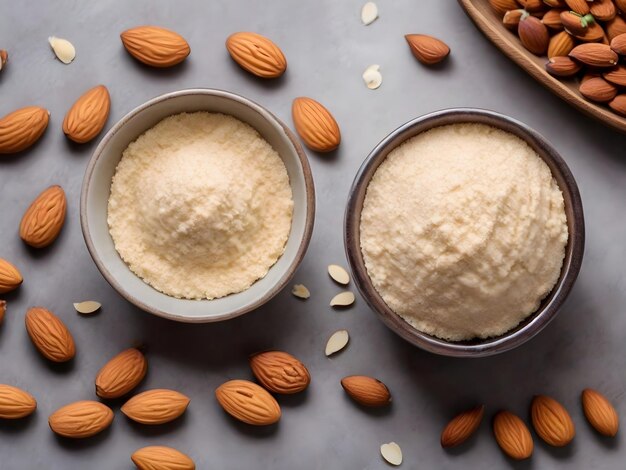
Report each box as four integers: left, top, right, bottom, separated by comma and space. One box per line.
19, 185, 67, 248
0, 106, 49, 154
531, 395, 575, 446
132, 446, 195, 470
504, 9, 526, 30
0, 384, 37, 419
582, 388, 619, 437
489, 0, 522, 15
546, 56, 583, 76
606, 16, 626, 41
579, 76, 617, 102
603, 65, 626, 86
610, 33, 626, 55
340, 375, 391, 407
95, 348, 147, 399
548, 31, 576, 58
569, 43, 619, 67
404, 34, 450, 65
518, 0, 546, 12
291, 97, 341, 153
544, 0, 567, 7
542, 9, 564, 31
49, 400, 113, 438
249, 350, 311, 394
609, 94, 626, 116
565, 0, 590, 14
518, 14, 549, 55
63, 85, 110, 143
121, 26, 190, 68
493, 411, 534, 460
0, 259, 23, 294
226, 32, 286, 78
590, 0, 616, 22
573, 22, 607, 43
25, 307, 75, 363
440, 405, 485, 448
121, 389, 190, 425
215, 379, 281, 426
0, 300, 5, 324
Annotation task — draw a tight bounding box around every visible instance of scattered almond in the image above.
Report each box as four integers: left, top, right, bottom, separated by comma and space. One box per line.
579, 76, 617, 103
291, 284, 310, 299
380, 442, 402, 466
249, 350, 311, 394
341, 375, 391, 407
48, 36, 75, 64
292, 97, 341, 152
73, 300, 102, 315
328, 264, 350, 285
489, 0, 521, 15
325, 329, 349, 356
63, 85, 110, 143
19, 185, 67, 248
131, 446, 195, 470
609, 94, 626, 116
121, 26, 190, 68
0, 259, 23, 294
362, 64, 382, 89
548, 31, 575, 58
440, 405, 485, 448
0, 106, 49, 154
405, 34, 450, 65
0, 300, 5, 325
226, 32, 286, 78
121, 389, 190, 425
531, 395, 575, 446
215, 379, 281, 426
546, 56, 582, 76
361, 2, 379, 25
569, 43, 619, 67
25, 307, 76, 363
48, 400, 113, 438
581, 388, 619, 437
95, 348, 147, 399
610, 33, 626, 55
0, 384, 37, 419
0, 50, 7, 72
518, 14, 549, 55
330, 291, 355, 307
493, 410, 534, 460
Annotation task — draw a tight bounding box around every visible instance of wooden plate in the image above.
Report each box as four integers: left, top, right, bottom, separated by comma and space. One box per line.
458, 0, 626, 134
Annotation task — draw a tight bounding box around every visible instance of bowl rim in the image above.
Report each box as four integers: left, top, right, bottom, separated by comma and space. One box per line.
80, 88, 315, 323
344, 108, 585, 357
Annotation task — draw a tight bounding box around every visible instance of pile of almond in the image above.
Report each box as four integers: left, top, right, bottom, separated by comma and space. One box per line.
489, 0, 626, 116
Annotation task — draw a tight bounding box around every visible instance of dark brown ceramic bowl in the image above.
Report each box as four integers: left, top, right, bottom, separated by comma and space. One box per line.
344, 108, 584, 357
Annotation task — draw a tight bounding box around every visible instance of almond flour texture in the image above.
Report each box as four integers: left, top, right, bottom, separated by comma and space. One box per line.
360, 123, 568, 341
108, 112, 293, 300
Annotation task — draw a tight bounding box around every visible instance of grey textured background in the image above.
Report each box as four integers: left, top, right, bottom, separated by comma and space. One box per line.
1, 0, 626, 468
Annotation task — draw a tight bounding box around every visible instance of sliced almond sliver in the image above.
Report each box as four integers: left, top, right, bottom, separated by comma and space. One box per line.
330, 291, 355, 307
361, 2, 379, 25
325, 330, 349, 356
292, 284, 311, 299
73, 301, 101, 315
328, 264, 350, 285
48, 36, 75, 64
380, 442, 403, 466
363, 64, 382, 90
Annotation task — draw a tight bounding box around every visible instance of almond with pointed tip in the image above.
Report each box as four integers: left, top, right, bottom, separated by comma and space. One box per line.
569, 43, 619, 67
132, 446, 195, 470
488, 0, 521, 15
611, 33, 626, 55
341, 375, 391, 407
330, 291, 355, 307
590, 0, 616, 22
328, 264, 350, 285
565, 0, 590, 15
292, 97, 341, 152
249, 350, 310, 394
25, 307, 75, 363
519, 14, 549, 55
49, 400, 113, 438
0, 384, 37, 419
0, 106, 49, 154
581, 388, 619, 437
603, 65, 626, 86
121, 389, 190, 425
579, 77, 617, 103
226, 32, 286, 78
572, 22, 606, 44
19, 185, 66, 248
441, 405, 485, 448
609, 95, 626, 116
121, 26, 190, 68
542, 9, 564, 31
493, 411, 534, 460
531, 395, 575, 446
560, 11, 589, 36
95, 348, 147, 399
325, 329, 349, 356
405, 34, 450, 65
215, 379, 281, 426
503, 9, 525, 30
0, 259, 22, 294
518, 0, 546, 12
606, 16, 626, 41
63, 85, 110, 143
548, 31, 575, 58
546, 56, 582, 76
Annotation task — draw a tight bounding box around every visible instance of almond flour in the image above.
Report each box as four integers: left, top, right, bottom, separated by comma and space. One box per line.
360, 123, 568, 341
108, 112, 293, 300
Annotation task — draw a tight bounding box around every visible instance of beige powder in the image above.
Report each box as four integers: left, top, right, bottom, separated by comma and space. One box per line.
360, 123, 568, 341
108, 112, 293, 300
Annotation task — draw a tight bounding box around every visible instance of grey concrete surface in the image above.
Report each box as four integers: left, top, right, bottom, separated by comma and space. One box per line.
1, 0, 626, 468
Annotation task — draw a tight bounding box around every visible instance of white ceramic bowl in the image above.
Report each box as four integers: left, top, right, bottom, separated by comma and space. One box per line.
81, 89, 315, 322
